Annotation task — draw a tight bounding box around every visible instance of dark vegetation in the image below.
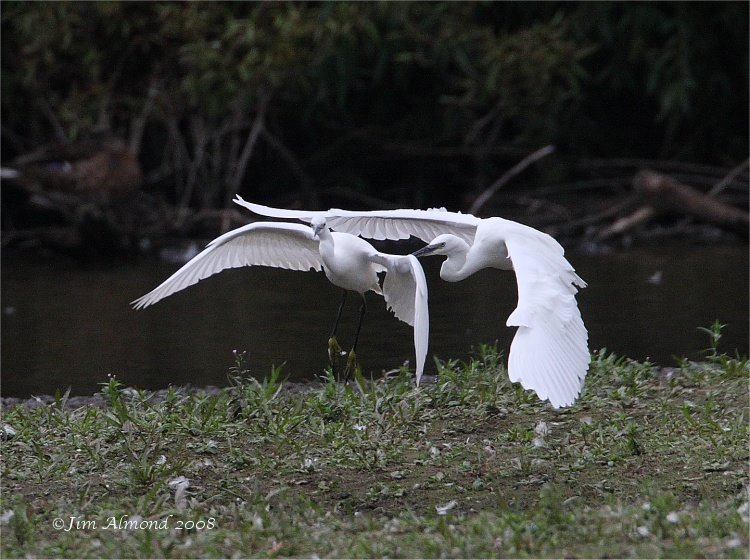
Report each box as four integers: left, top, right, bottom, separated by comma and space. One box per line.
1, 2, 748, 254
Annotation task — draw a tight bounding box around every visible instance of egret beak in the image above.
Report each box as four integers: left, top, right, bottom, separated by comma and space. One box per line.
312, 224, 325, 237
411, 244, 440, 258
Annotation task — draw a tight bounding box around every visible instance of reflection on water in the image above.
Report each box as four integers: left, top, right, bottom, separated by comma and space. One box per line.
2, 245, 748, 397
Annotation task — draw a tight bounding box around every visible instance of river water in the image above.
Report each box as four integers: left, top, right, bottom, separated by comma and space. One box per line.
2, 245, 747, 397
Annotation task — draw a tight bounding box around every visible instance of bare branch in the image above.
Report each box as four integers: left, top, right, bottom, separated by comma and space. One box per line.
165, 116, 189, 204
128, 79, 160, 155
318, 186, 401, 210
223, 90, 272, 230
578, 158, 738, 179
177, 115, 209, 217
37, 97, 67, 141
468, 145, 556, 216
464, 105, 501, 146
261, 128, 319, 208
708, 159, 749, 197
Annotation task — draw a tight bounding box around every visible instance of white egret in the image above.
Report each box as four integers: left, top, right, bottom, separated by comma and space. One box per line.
132, 218, 429, 383
233, 196, 589, 408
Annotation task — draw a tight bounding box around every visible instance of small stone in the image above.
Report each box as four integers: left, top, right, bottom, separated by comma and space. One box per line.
1, 424, 16, 439
435, 500, 458, 515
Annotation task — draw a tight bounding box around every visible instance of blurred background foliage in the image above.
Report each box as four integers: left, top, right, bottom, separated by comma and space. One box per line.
2, 1, 748, 212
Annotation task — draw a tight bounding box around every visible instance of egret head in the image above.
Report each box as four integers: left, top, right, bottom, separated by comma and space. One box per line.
411, 234, 463, 258
310, 216, 327, 237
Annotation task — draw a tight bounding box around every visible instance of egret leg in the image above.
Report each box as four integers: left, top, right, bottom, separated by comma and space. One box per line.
344, 350, 359, 383
330, 290, 348, 339
343, 295, 367, 383
328, 290, 347, 368
351, 294, 367, 353
328, 336, 343, 366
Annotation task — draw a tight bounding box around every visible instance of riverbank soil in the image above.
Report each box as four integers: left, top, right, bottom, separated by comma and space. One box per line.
2, 346, 748, 558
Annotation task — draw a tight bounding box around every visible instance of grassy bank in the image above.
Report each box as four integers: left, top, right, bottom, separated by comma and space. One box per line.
2, 335, 748, 558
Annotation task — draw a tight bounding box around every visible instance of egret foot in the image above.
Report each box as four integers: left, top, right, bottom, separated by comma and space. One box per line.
328, 336, 343, 364
343, 349, 359, 383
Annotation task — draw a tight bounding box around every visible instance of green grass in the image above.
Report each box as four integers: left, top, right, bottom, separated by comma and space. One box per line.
2, 334, 748, 558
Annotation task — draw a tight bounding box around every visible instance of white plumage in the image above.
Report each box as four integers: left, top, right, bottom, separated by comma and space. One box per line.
233, 196, 589, 408
132, 219, 429, 382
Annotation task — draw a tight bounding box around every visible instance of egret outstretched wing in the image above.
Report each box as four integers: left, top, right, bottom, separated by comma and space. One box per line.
131, 222, 322, 309
371, 253, 429, 384
503, 232, 589, 408
227, 197, 589, 403
233, 195, 479, 244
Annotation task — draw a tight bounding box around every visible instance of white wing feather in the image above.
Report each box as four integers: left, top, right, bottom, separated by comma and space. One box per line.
233, 195, 479, 244
503, 232, 589, 408
229, 197, 588, 399
409, 255, 430, 386
132, 222, 322, 309
371, 253, 429, 384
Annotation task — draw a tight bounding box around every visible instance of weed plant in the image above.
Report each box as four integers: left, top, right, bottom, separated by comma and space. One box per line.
1, 328, 748, 558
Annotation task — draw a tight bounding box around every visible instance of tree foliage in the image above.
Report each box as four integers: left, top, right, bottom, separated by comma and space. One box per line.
2, 1, 747, 211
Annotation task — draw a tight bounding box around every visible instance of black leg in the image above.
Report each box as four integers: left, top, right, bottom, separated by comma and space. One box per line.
352, 294, 367, 353
343, 294, 367, 383
328, 290, 347, 373
330, 289, 348, 339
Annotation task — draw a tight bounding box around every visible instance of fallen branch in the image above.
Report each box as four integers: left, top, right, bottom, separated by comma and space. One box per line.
596, 206, 657, 240
635, 169, 748, 235
564, 196, 638, 233
597, 169, 749, 240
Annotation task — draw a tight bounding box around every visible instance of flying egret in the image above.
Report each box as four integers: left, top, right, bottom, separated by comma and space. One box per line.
232, 196, 589, 408
132, 218, 429, 383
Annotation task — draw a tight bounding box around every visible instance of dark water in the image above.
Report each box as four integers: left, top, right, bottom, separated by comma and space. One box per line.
2, 245, 747, 397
